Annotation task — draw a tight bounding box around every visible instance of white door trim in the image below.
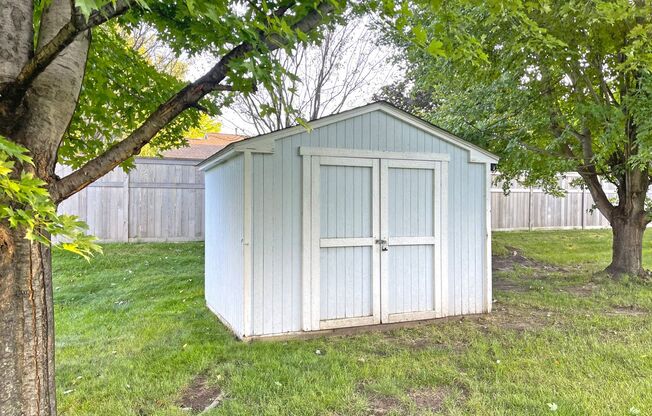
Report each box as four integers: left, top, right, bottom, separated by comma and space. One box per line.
303, 155, 381, 331
301, 153, 449, 332
380, 159, 390, 323
320, 237, 375, 248
381, 159, 449, 322
301, 154, 312, 331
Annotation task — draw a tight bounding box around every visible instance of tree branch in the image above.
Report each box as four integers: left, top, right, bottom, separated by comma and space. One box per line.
0, 0, 133, 102
51, 1, 335, 203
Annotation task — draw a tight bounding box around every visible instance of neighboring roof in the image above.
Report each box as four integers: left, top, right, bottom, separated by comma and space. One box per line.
198, 101, 499, 170
161, 133, 245, 160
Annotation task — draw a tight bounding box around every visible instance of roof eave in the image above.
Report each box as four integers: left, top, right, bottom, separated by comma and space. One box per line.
197, 101, 500, 169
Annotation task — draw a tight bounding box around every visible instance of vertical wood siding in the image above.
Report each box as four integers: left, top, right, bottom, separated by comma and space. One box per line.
204, 155, 245, 337
320, 247, 373, 320
318, 164, 375, 321
249, 110, 488, 335
387, 167, 435, 315
388, 246, 434, 314
320, 165, 373, 238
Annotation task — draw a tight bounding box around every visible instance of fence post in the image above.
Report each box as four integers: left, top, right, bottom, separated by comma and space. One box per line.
581, 186, 586, 229
528, 186, 533, 231
123, 170, 130, 242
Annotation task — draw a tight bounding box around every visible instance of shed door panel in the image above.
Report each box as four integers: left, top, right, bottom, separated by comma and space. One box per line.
381, 160, 444, 323
320, 246, 373, 320
314, 157, 380, 329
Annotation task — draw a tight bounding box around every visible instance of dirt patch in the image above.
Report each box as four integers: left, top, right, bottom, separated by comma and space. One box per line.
177, 373, 222, 413
493, 278, 530, 293
480, 307, 557, 333
562, 282, 599, 297
493, 247, 567, 274
408, 386, 451, 413
608, 305, 648, 316
366, 393, 403, 415
382, 323, 473, 353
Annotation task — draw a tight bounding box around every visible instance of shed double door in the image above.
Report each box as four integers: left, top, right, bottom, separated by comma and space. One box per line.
309, 155, 446, 330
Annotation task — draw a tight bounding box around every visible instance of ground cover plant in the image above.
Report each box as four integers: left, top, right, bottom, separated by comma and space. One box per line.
53, 231, 652, 415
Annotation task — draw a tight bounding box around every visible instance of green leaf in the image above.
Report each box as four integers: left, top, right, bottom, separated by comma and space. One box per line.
413, 24, 427, 45
426, 39, 445, 57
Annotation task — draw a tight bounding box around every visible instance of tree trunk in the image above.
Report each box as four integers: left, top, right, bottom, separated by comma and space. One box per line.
0, 226, 56, 416
0, 1, 88, 411
606, 214, 647, 276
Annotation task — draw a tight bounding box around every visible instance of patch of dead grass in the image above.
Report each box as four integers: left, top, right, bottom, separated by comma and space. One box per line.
408, 386, 452, 413
177, 373, 222, 413
608, 305, 648, 316
366, 393, 403, 415
493, 247, 569, 274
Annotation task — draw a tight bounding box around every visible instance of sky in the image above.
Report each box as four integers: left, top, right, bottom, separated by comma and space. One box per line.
184, 19, 403, 136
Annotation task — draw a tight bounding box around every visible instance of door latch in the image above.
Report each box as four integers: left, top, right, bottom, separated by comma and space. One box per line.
376, 239, 389, 252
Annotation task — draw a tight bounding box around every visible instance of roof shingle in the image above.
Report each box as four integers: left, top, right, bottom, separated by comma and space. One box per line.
161, 133, 245, 160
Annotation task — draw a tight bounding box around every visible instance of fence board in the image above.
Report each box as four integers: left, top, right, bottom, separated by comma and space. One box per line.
490, 172, 627, 231
58, 163, 640, 242
56, 158, 204, 242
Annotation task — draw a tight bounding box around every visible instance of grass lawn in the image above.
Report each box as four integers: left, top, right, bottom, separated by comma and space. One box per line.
53, 230, 652, 415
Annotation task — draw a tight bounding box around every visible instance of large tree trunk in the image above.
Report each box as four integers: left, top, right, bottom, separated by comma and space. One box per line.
604, 164, 650, 276
0, 0, 89, 413
606, 210, 648, 276
0, 226, 56, 416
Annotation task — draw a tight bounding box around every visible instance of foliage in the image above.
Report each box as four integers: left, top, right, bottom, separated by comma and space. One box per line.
60, 0, 344, 172
53, 237, 652, 414
183, 114, 222, 139
0, 136, 100, 258
60, 23, 208, 171
22, 0, 343, 256
375, 0, 652, 194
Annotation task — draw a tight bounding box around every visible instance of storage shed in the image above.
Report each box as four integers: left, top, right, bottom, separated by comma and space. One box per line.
198, 102, 499, 340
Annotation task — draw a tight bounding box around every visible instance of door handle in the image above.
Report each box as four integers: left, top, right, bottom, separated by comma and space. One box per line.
376, 239, 389, 251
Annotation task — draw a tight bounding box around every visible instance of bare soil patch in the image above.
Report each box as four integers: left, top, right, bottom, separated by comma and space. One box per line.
177, 373, 222, 413
562, 282, 599, 297
493, 278, 530, 293
479, 307, 557, 333
608, 305, 648, 316
366, 393, 403, 415
408, 386, 451, 413
493, 247, 567, 274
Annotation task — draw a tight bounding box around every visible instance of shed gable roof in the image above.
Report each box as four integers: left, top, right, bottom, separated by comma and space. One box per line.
198, 101, 499, 170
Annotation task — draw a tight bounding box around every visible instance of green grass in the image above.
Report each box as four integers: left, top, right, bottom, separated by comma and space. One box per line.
53, 231, 652, 415
493, 228, 652, 269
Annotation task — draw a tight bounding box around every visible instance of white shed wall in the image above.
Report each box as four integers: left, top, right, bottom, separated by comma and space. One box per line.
249, 110, 488, 336
204, 154, 245, 337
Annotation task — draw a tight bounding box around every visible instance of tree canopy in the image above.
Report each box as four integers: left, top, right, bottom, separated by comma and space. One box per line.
376, 0, 652, 274
0, 0, 344, 256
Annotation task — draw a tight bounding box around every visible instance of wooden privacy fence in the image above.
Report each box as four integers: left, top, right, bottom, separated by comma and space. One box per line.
58, 161, 625, 242
490, 173, 618, 231
57, 158, 204, 242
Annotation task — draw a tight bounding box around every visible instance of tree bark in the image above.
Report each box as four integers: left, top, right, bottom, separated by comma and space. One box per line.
0, 0, 33, 129
603, 161, 650, 276
0, 0, 32, 85
0, 226, 56, 416
1, 0, 88, 414
13, 0, 90, 180
607, 215, 646, 276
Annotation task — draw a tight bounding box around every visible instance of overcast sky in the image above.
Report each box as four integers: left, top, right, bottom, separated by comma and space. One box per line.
185, 21, 402, 136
